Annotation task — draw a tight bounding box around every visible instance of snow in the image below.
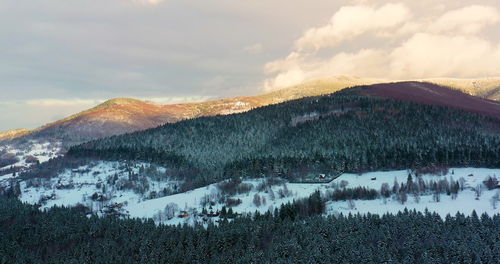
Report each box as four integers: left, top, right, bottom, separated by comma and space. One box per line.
13, 161, 180, 215
331, 168, 497, 190
0, 140, 61, 171
3, 162, 498, 226
127, 179, 320, 219
0, 173, 14, 181
328, 189, 499, 218
327, 168, 499, 218
127, 168, 498, 225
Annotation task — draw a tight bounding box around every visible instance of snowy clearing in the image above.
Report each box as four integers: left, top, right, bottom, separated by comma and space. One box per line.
0, 141, 61, 172
1, 163, 498, 226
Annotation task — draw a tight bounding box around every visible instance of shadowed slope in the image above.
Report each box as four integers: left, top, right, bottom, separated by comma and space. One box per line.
357, 82, 500, 119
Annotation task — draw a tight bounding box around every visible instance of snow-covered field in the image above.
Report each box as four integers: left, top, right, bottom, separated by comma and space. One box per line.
0, 141, 61, 171
128, 168, 499, 225
328, 168, 499, 217
1, 162, 498, 226
1, 161, 181, 216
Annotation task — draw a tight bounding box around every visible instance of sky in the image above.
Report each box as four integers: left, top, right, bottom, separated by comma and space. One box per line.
1, 0, 500, 131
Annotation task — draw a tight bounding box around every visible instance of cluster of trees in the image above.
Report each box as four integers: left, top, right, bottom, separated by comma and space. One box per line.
19, 156, 92, 180
326, 186, 379, 201
216, 178, 253, 196
324, 174, 498, 206
0, 180, 21, 198
1, 196, 498, 263
64, 89, 500, 190
0, 152, 19, 168
20, 160, 179, 201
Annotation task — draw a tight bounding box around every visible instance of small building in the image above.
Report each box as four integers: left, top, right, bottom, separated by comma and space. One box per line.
178, 211, 189, 218
319, 174, 326, 179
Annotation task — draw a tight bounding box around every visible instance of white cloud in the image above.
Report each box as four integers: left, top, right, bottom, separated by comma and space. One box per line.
264, 3, 500, 90
296, 3, 410, 51
389, 33, 500, 78
430, 5, 500, 34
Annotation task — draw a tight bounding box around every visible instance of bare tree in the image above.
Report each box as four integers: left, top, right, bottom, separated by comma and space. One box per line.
347, 199, 356, 210
412, 192, 420, 204
380, 183, 391, 198
491, 191, 499, 210
433, 191, 441, 203
392, 179, 400, 194
339, 180, 349, 189
474, 184, 483, 200
253, 194, 262, 207
165, 203, 179, 220
458, 177, 467, 191
484, 176, 498, 190
397, 191, 408, 205
269, 187, 276, 201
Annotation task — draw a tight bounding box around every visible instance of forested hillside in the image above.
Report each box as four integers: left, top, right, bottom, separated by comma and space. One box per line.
0, 76, 377, 147
64, 83, 500, 188
0, 197, 498, 264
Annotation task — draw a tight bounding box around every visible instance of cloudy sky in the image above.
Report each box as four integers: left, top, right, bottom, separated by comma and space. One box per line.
1, 0, 499, 131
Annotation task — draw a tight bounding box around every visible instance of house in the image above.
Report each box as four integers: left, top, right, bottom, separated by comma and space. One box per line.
319, 174, 326, 179
178, 211, 189, 218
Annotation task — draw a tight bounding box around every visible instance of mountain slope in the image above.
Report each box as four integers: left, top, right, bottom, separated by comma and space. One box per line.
425, 77, 500, 101
2, 76, 379, 147
0, 129, 30, 141
3, 76, 500, 148
61, 82, 500, 189
355, 82, 500, 119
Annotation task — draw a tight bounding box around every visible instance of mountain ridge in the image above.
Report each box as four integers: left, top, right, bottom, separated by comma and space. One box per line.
0, 129, 30, 141
1, 76, 379, 146
2, 76, 500, 147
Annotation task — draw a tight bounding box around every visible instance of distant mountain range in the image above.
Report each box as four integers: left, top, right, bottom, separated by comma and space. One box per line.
2, 76, 500, 148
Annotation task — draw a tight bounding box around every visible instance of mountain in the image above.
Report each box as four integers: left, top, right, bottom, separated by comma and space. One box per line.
355, 82, 500, 119
425, 77, 500, 101
59, 82, 500, 189
0, 129, 30, 141
1, 76, 379, 147
2, 76, 500, 148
